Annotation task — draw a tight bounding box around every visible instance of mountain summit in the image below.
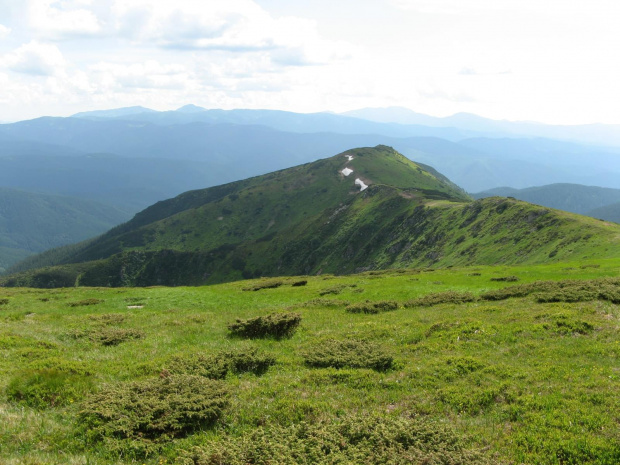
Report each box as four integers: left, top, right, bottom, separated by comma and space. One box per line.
4, 146, 620, 287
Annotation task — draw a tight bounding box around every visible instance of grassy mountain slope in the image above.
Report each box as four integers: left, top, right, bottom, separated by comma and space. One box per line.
0, 188, 131, 273
4, 146, 620, 288
1, 261, 620, 464
473, 183, 620, 215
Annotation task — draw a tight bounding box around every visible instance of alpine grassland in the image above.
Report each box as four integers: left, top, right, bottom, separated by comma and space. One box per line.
1, 259, 619, 464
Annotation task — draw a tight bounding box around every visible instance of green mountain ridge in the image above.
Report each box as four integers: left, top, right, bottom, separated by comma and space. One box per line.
4, 146, 620, 288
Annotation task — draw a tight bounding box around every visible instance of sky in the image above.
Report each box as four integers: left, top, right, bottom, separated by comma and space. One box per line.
0, 0, 619, 124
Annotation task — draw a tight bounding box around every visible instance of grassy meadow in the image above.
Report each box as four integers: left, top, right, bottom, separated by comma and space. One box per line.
1, 259, 619, 464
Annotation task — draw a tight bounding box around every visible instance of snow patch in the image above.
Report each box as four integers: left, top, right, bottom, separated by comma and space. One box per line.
341, 167, 353, 176
355, 178, 368, 191
346, 155, 354, 161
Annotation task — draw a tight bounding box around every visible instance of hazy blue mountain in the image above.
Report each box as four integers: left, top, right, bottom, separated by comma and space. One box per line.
588, 202, 620, 223
0, 153, 237, 212
72, 106, 157, 119
0, 187, 131, 273
3, 110, 620, 200
344, 107, 620, 148
473, 183, 620, 215
69, 108, 472, 140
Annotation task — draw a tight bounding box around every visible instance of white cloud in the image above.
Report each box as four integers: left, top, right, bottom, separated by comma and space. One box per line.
1, 41, 66, 76
109, 0, 348, 65
0, 24, 11, 38
90, 60, 191, 90
27, 0, 105, 39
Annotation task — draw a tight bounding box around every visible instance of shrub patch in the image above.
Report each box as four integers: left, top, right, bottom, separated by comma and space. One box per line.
175, 413, 495, 465
167, 346, 275, 379
79, 375, 229, 453
345, 300, 398, 314
302, 339, 393, 371
68, 298, 104, 307
242, 280, 283, 291
405, 291, 477, 308
228, 312, 301, 339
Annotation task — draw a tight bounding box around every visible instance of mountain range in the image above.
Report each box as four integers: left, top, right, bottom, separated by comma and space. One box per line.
4, 146, 620, 288
2, 105, 620, 273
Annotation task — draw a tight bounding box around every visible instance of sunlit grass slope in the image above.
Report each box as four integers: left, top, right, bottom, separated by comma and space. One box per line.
1, 260, 619, 463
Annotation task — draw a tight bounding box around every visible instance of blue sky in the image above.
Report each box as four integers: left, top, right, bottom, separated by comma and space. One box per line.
0, 0, 619, 124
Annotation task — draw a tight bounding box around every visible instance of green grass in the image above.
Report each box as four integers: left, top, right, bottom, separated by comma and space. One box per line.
1, 260, 620, 463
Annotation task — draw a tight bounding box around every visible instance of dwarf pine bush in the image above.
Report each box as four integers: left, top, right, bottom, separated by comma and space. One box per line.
71, 327, 144, 346
405, 291, 477, 308
167, 346, 275, 379
67, 298, 104, 307
345, 300, 398, 314
79, 374, 229, 453
175, 413, 496, 465
302, 339, 393, 371
242, 279, 284, 291
228, 312, 301, 339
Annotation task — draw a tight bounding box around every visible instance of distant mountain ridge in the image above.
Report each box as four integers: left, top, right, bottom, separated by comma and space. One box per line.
4, 146, 620, 288
343, 106, 620, 148
3, 111, 620, 196
473, 183, 620, 220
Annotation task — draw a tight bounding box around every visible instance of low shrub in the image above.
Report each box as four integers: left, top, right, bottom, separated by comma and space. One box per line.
405, 291, 477, 308
0, 298, 9, 306
290, 280, 307, 287
543, 314, 595, 335
167, 353, 229, 379
7, 369, 94, 409
228, 312, 301, 339
71, 327, 144, 346
299, 298, 348, 308
167, 346, 275, 379
242, 280, 283, 291
175, 413, 495, 465
318, 284, 357, 296
225, 346, 276, 375
88, 313, 127, 324
79, 375, 229, 454
490, 276, 519, 282
302, 339, 393, 371
345, 300, 398, 314
481, 278, 620, 303
27, 357, 94, 376
68, 298, 104, 307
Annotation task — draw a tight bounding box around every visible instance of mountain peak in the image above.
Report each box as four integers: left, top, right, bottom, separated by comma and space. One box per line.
176, 104, 207, 113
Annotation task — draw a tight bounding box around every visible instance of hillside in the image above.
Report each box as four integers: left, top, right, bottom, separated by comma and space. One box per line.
4, 146, 620, 288
473, 183, 620, 216
0, 188, 130, 273
1, 261, 620, 464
